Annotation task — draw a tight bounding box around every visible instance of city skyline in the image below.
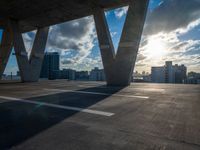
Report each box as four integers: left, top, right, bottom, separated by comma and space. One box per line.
1, 51, 199, 84
4, 58, 199, 84
2, 52, 195, 78
0, 0, 200, 75
1, 52, 197, 76
1, 54, 198, 76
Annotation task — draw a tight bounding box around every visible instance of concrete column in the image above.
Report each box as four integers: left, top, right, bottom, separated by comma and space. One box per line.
94, 0, 149, 86
29, 27, 49, 81
11, 21, 49, 82
93, 8, 115, 85
0, 25, 13, 79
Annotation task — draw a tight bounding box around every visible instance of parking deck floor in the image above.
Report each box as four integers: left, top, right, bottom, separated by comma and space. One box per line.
0, 80, 199, 150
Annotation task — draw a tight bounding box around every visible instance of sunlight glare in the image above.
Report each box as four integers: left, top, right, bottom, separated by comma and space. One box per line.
146, 37, 167, 58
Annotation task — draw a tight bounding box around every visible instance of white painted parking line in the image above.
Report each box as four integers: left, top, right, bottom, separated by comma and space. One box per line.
133, 88, 165, 92
44, 88, 149, 99
0, 96, 114, 117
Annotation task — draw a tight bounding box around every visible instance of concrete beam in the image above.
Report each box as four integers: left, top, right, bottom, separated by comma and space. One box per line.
0, 0, 130, 33
11, 21, 49, 82
0, 24, 13, 79
94, 0, 149, 86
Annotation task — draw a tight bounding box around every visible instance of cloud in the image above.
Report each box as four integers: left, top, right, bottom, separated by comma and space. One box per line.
46, 16, 97, 68
22, 31, 36, 58
168, 41, 189, 52
168, 40, 200, 53
114, 6, 128, 19
144, 0, 200, 35
111, 31, 117, 37
47, 16, 95, 51
135, 0, 200, 73
20, 1, 200, 73
21, 16, 97, 69
137, 31, 200, 72
176, 18, 200, 34
136, 53, 147, 62
61, 59, 74, 65
61, 56, 103, 71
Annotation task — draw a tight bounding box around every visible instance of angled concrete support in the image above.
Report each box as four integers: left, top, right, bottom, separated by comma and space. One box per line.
11, 21, 49, 82
94, 0, 149, 86
0, 24, 13, 79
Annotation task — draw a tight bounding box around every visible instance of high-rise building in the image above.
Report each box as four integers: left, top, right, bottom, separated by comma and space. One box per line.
151, 61, 187, 83
165, 61, 174, 83
40, 52, 60, 79
174, 64, 187, 83
151, 67, 165, 83
89, 67, 105, 81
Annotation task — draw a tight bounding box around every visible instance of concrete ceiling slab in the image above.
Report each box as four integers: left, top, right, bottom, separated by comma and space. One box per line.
0, 0, 129, 32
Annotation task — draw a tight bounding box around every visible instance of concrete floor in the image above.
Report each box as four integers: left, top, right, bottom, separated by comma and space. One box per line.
0, 80, 200, 150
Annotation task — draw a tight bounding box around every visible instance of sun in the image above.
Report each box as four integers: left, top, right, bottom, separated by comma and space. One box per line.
146, 37, 167, 58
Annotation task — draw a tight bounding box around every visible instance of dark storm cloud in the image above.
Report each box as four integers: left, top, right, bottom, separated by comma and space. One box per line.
58, 18, 92, 38
144, 0, 200, 35
47, 16, 94, 50
48, 36, 80, 50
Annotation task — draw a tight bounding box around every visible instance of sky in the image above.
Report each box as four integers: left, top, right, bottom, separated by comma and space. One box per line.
1, 0, 200, 75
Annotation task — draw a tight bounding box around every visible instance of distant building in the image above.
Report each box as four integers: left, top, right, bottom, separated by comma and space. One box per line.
142, 74, 151, 82
1, 74, 21, 80
60, 69, 76, 80
75, 71, 89, 80
186, 72, 200, 84
89, 67, 105, 81
151, 61, 187, 83
132, 71, 151, 82
40, 52, 60, 79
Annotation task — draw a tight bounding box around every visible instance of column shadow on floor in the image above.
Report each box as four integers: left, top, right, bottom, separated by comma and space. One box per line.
0, 85, 124, 149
